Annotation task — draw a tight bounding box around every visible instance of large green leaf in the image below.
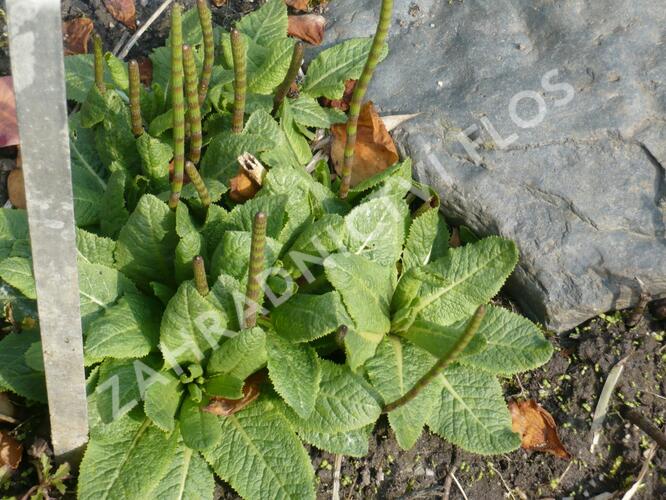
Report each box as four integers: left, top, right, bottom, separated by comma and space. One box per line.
206, 327, 266, 380
0, 257, 35, 299
210, 230, 282, 283
151, 442, 215, 500
115, 194, 178, 287
271, 292, 351, 343
0, 330, 46, 402
179, 395, 222, 451
247, 38, 295, 95
402, 207, 449, 271
78, 260, 135, 330
427, 365, 521, 454
266, 335, 320, 419
203, 397, 315, 500
96, 358, 149, 423
144, 370, 182, 433
288, 97, 346, 129
298, 425, 372, 457
399, 317, 486, 359
64, 54, 114, 103
100, 169, 129, 239
223, 194, 288, 239
136, 133, 172, 191
365, 337, 438, 450
76, 229, 116, 266
236, 0, 288, 46
78, 419, 178, 500
0, 208, 28, 240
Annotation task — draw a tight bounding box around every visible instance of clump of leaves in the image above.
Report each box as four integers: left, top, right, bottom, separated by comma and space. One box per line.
0, 1, 553, 499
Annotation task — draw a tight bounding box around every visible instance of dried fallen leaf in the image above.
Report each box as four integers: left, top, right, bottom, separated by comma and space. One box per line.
62, 17, 94, 55
321, 79, 356, 111
509, 399, 571, 459
229, 169, 260, 203
8, 169, 26, 209
285, 0, 310, 11
103, 0, 137, 30
0, 77, 19, 148
135, 56, 153, 86
0, 431, 22, 470
331, 101, 399, 186
203, 372, 263, 416
287, 14, 325, 45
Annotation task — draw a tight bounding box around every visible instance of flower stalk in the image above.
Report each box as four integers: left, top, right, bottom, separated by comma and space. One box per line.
183, 45, 203, 165
244, 212, 267, 328
128, 60, 143, 137
93, 34, 105, 95
169, 4, 186, 209
193, 256, 209, 296
339, 0, 393, 199
197, 0, 215, 105
184, 161, 211, 209
273, 42, 304, 113
230, 28, 247, 134
383, 305, 486, 413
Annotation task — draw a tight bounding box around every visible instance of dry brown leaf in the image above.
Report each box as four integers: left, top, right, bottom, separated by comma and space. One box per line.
62, 17, 94, 55
0, 431, 22, 470
287, 14, 325, 45
135, 56, 153, 86
203, 372, 263, 416
449, 227, 462, 248
103, 0, 137, 30
331, 101, 399, 186
0, 77, 19, 149
285, 0, 310, 11
321, 79, 356, 112
229, 168, 260, 203
8, 169, 26, 209
509, 399, 571, 459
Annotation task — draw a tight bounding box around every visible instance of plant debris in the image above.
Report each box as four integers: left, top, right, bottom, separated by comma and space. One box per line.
0, 76, 19, 148
103, 0, 137, 30
508, 399, 571, 459
62, 17, 94, 55
288, 14, 326, 45
0, 430, 22, 471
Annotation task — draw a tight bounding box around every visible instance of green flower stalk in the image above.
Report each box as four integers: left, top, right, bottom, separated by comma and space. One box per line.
230, 28, 247, 134
273, 42, 304, 113
169, 4, 186, 209
182, 45, 203, 164
93, 33, 105, 95
128, 60, 143, 137
339, 0, 393, 199
193, 256, 209, 296
184, 160, 211, 209
383, 305, 486, 413
197, 0, 215, 105
244, 212, 267, 328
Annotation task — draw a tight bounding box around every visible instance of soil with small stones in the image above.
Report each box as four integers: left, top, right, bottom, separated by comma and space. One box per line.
1, 1, 665, 499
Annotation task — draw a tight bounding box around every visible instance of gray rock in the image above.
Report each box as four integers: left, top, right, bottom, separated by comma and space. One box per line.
323, 0, 666, 331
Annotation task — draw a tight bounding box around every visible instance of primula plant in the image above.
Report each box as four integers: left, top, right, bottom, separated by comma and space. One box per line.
0, 0, 553, 498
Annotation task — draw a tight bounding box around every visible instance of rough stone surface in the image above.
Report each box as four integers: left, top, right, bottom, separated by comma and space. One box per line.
323, 0, 666, 331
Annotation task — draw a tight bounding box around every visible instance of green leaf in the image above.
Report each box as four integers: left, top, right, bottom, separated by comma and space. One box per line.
207, 272, 245, 331
24, 342, 44, 372
148, 109, 174, 137
272, 292, 351, 343
288, 97, 347, 128
280, 100, 313, 166
203, 374, 244, 399
64, 54, 114, 103
105, 53, 129, 91
224, 193, 288, 239
159, 281, 228, 367
459, 305, 553, 375
345, 196, 409, 266
282, 360, 381, 433
247, 38, 295, 95
144, 371, 182, 433
175, 232, 206, 283
137, 134, 173, 191
203, 397, 315, 500
151, 442, 215, 500
200, 133, 273, 184
206, 327, 267, 380
78, 419, 178, 500
76, 229, 116, 266
267, 335, 321, 419
236, 0, 288, 46
210, 230, 282, 283
402, 208, 449, 271
365, 337, 438, 450
78, 260, 135, 330
0, 330, 46, 402
350, 158, 412, 194
0, 257, 35, 299
100, 169, 129, 239
94, 94, 140, 173
302, 38, 388, 99
282, 213, 346, 275
115, 194, 178, 287
179, 395, 222, 451
84, 293, 162, 365
298, 425, 372, 458
399, 318, 486, 360
0, 208, 28, 240
427, 365, 521, 454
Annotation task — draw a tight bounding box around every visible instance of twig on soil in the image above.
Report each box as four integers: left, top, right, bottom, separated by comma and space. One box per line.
442, 446, 460, 500
450, 472, 469, 500
118, 0, 174, 60
488, 463, 516, 500
331, 454, 343, 500
590, 354, 630, 454
111, 31, 130, 57
551, 460, 574, 491
620, 405, 666, 451
621, 441, 658, 500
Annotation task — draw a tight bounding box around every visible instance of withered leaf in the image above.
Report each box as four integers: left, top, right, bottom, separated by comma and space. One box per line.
287, 14, 325, 45
285, 0, 310, 12
0, 77, 19, 148
509, 399, 571, 459
331, 101, 399, 186
203, 373, 262, 416
0, 430, 22, 470
136, 56, 153, 86
8, 169, 26, 209
229, 169, 260, 203
63, 17, 94, 55
103, 0, 137, 30
321, 79, 356, 111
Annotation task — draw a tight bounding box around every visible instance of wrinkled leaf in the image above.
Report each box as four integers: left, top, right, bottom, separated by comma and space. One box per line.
508, 399, 571, 459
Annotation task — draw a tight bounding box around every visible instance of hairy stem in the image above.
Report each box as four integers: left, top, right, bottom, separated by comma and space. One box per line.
169, 4, 186, 209
244, 212, 267, 328
184, 160, 211, 209
193, 256, 209, 296
93, 33, 105, 95
339, 0, 393, 199
273, 42, 304, 113
197, 0, 214, 105
183, 45, 203, 164
230, 28, 247, 134
383, 305, 486, 413
128, 60, 143, 136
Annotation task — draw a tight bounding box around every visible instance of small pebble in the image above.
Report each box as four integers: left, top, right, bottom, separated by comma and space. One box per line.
430, 23, 435, 28
425, 468, 435, 477
437, 81, 444, 88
